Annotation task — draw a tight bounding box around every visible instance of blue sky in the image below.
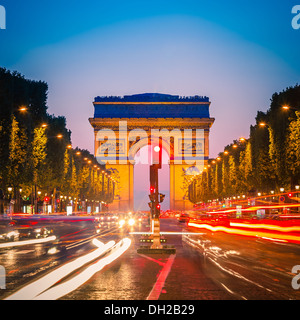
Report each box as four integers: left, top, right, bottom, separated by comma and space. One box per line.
1, 1, 300, 209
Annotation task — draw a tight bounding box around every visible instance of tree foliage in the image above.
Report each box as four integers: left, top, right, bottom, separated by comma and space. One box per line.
189, 84, 300, 202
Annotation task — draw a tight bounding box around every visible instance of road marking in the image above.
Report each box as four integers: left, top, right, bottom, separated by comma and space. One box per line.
146, 254, 176, 300
138, 254, 165, 267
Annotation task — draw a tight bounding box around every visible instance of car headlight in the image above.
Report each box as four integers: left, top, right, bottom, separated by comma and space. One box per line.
119, 219, 126, 227
128, 218, 135, 226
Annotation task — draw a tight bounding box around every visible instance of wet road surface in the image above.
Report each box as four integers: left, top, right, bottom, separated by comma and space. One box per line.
1, 216, 300, 300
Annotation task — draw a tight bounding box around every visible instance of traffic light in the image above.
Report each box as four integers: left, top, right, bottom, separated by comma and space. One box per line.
288, 193, 293, 198
154, 204, 161, 219
159, 193, 165, 203
150, 186, 155, 194
149, 193, 155, 202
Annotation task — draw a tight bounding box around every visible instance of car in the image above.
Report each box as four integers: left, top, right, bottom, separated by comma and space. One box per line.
177, 213, 189, 223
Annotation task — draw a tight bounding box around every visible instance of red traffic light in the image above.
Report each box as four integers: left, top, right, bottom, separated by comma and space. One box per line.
150, 186, 155, 194
288, 193, 293, 197
44, 196, 50, 202
156, 204, 161, 210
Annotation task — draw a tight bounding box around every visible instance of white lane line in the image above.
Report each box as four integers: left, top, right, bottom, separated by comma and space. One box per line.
146, 254, 176, 300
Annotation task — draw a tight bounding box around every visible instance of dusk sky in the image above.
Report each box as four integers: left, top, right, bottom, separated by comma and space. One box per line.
1, 1, 300, 209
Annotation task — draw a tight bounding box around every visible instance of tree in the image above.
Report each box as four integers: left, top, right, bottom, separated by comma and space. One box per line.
31, 126, 47, 213
7, 115, 27, 186
286, 111, 300, 186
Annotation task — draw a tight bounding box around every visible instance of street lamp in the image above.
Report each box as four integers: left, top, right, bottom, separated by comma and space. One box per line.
280, 187, 284, 192
259, 122, 267, 127
19, 106, 28, 112
282, 104, 290, 110
282, 104, 298, 111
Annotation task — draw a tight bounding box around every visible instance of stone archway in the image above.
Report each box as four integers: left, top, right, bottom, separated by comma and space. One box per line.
89, 93, 215, 212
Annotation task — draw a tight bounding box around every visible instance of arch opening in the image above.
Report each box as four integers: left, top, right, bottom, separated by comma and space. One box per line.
134, 145, 170, 212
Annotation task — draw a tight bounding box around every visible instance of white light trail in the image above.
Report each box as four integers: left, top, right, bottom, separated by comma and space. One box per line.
0, 236, 56, 249
5, 239, 114, 300
34, 238, 132, 300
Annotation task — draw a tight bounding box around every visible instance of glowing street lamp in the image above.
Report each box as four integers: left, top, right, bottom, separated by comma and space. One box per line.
282, 105, 290, 110
19, 106, 28, 112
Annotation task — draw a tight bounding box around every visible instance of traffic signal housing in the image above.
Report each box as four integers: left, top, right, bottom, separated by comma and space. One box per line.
159, 193, 165, 203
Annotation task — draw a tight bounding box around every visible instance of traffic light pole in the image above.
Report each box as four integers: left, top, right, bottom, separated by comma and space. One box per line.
150, 164, 162, 249
138, 138, 176, 254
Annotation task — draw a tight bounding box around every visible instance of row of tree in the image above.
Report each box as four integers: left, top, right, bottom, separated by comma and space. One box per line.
0, 68, 114, 213
189, 84, 300, 203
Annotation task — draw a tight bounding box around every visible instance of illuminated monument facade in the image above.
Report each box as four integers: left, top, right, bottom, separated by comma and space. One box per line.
89, 93, 214, 212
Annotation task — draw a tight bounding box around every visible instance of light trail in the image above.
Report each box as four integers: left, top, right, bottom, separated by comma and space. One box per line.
206, 203, 300, 215
0, 236, 56, 249
130, 231, 203, 235
188, 222, 300, 244
5, 239, 114, 300
230, 222, 300, 233
33, 238, 132, 300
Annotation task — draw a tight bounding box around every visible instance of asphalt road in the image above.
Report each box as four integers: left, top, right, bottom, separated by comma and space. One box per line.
0, 216, 300, 300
